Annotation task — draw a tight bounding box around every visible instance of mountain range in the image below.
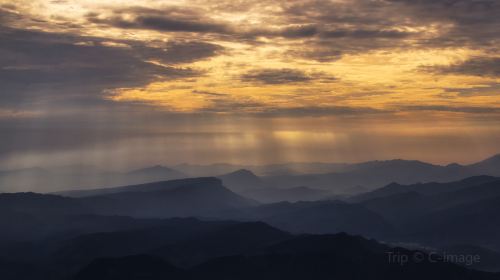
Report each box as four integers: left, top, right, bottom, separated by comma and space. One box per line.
2, 154, 500, 195
1, 155, 500, 279
75, 232, 500, 280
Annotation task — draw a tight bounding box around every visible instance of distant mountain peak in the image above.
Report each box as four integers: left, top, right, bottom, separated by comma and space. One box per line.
219, 169, 262, 182
481, 153, 500, 163
458, 175, 499, 184
468, 153, 500, 174
354, 159, 437, 171
385, 182, 402, 188
445, 163, 463, 168
228, 169, 257, 176
218, 169, 264, 192
124, 165, 186, 184
128, 165, 175, 174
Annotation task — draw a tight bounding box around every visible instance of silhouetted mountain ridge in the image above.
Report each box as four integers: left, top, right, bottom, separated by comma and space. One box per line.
76, 233, 500, 280
241, 185, 330, 203
58, 177, 221, 197
76, 177, 257, 218
217, 169, 264, 192
350, 175, 500, 202
125, 165, 187, 184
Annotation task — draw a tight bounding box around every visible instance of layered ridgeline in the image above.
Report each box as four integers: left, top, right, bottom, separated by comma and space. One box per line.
75, 233, 500, 280
258, 154, 500, 194
55, 177, 393, 239
3, 175, 500, 249
216, 169, 331, 203
58, 177, 257, 218
1, 214, 499, 280
0, 165, 187, 193
2, 154, 500, 194
1, 174, 500, 279
348, 176, 500, 256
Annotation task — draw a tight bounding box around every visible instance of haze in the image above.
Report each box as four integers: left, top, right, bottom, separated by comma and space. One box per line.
1, 0, 499, 170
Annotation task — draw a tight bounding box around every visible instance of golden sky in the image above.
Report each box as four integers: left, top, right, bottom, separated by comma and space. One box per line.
0, 0, 499, 167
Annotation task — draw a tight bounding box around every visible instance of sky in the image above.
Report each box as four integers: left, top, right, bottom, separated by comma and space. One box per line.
0, 0, 499, 169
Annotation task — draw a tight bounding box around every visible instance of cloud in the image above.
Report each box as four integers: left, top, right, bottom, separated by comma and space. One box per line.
402, 105, 500, 114
86, 7, 231, 34
56, 0, 500, 62
133, 16, 228, 33
78, 0, 496, 62
144, 41, 223, 64
84, 3, 418, 58
279, 0, 498, 59
422, 57, 500, 77
387, 0, 500, 48
0, 24, 222, 107
442, 83, 500, 97
321, 29, 411, 39
254, 105, 385, 117
192, 90, 228, 97
277, 25, 319, 38
241, 68, 336, 85
254, 104, 500, 117
0, 6, 19, 23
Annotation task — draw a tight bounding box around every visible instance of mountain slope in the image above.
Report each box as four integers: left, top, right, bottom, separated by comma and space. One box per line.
125, 165, 186, 184
50, 218, 240, 273
406, 196, 500, 251
217, 169, 264, 192
241, 186, 330, 203
355, 177, 500, 234
261, 201, 394, 238
468, 154, 500, 175
58, 177, 217, 198
0, 192, 90, 217
76, 233, 500, 280
75, 255, 186, 280
350, 176, 500, 202
440, 245, 500, 272
262, 159, 468, 194
79, 178, 257, 218
226, 200, 394, 238
152, 222, 292, 267
360, 191, 437, 226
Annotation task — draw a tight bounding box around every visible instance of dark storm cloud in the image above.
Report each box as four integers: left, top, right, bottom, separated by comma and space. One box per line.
142, 41, 223, 64
387, 0, 500, 27
0, 24, 222, 107
93, 15, 229, 33
386, 0, 500, 48
86, 7, 231, 34
422, 57, 500, 77
81, 0, 499, 62
272, 0, 415, 58
133, 16, 228, 33
320, 29, 411, 39
277, 0, 499, 60
86, 4, 416, 40
241, 69, 336, 85
261, 25, 412, 41
278, 25, 318, 38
